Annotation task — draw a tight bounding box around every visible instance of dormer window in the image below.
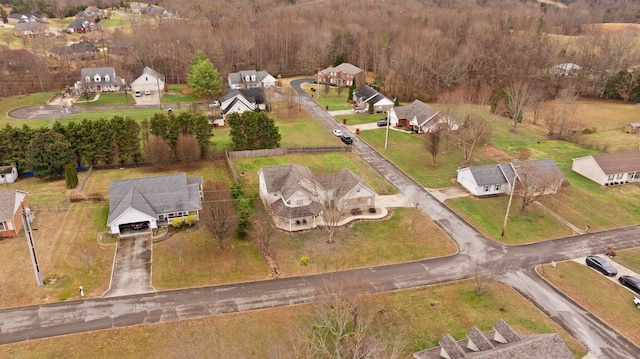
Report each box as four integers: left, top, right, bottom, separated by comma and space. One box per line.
93, 74, 101, 82
251, 75, 256, 81
85, 76, 91, 82
245, 75, 250, 81
104, 75, 110, 82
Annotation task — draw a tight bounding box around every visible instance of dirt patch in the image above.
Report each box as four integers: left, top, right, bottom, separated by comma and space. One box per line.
475, 143, 513, 163
182, 88, 192, 94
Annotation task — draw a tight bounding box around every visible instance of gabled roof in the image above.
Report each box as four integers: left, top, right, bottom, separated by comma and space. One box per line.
320, 62, 364, 76
0, 190, 26, 222
463, 159, 563, 187
392, 100, 439, 125
14, 22, 47, 31
315, 167, 375, 198
220, 88, 266, 104
261, 164, 315, 201
68, 19, 94, 29
588, 150, 640, 175
107, 173, 202, 225
80, 67, 121, 85
8, 13, 44, 20
0, 166, 15, 175
229, 70, 272, 85
53, 42, 99, 55
140, 66, 165, 82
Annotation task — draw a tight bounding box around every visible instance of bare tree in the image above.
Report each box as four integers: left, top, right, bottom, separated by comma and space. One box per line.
252, 212, 280, 278
79, 248, 97, 273
457, 115, 491, 168
544, 89, 582, 140
310, 171, 361, 244
468, 258, 498, 296
143, 136, 171, 169
203, 181, 236, 249
505, 81, 531, 133
427, 129, 441, 166
513, 162, 563, 213
175, 134, 201, 166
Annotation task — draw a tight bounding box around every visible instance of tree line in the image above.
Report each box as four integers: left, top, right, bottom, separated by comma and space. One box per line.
0, 111, 213, 177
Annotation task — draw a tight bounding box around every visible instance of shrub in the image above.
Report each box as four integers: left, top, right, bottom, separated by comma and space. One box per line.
351, 208, 362, 215
300, 256, 310, 266
184, 214, 197, 227
582, 127, 597, 134
368, 207, 376, 213
171, 218, 183, 228
64, 164, 78, 189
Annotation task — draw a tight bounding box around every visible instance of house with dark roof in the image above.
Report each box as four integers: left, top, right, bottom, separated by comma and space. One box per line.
107, 173, 203, 236
67, 19, 97, 33
7, 13, 47, 24
131, 66, 165, 97
0, 166, 18, 184
50, 42, 100, 61
389, 100, 459, 134
228, 70, 276, 89
13, 22, 47, 37
75, 67, 125, 92
457, 159, 564, 197
316, 63, 365, 88
352, 85, 394, 113
413, 319, 573, 359
572, 150, 640, 186
258, 165, 377, 231
220, 88, 267, 120
0, 190, 30, 238
76, 8, 104, 20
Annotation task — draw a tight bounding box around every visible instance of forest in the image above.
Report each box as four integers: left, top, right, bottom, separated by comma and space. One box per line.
1, 0, 640, 102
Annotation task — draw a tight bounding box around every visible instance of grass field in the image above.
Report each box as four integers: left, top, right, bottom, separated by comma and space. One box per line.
612, 248, 640, 274
0, 279, 586, 358
300, 82, 353, 110
539, 261, 640, 347
74, 92, 136, 106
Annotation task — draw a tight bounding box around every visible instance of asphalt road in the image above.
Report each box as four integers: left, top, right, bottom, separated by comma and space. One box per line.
1, 81, 639, 358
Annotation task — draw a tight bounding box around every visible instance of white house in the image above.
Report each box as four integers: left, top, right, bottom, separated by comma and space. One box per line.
75, 67, 125, 92
258, 164, 377, 232
352, 85, 394, 113
457, 159, 564, 197
130, 66, 165, 97
0, 166, 18, 184
572, 150, 640, 186
550, 63, 582, 76
388, 100, 459, 133
107, 173, 203, 236
220, 88, 267, 120
228, 70, 276, 89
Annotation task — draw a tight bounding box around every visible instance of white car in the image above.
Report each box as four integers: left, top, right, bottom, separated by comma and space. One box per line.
144, 89, 151, 95
332, 129, 343, 137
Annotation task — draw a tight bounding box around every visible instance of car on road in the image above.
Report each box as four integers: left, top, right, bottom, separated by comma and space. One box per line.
585, 255, 617, 276
619, 275, 640, 293
332, 129, 343, 137
340, 135, 353, 144
134, 90, 142, 97
144, 89, 151, 95
377, 119, 388, 127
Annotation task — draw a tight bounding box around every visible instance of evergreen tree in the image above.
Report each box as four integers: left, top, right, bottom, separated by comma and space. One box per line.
64, 164, 78, 189
187, 51, 222, 100
228, 111, 281, 151
28, 131, 75, 178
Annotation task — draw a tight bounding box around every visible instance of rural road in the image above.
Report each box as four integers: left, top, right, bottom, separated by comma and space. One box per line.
1, 80, 639, 358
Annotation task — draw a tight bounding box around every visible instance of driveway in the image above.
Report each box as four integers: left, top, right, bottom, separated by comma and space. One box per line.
103, 234, 155, 297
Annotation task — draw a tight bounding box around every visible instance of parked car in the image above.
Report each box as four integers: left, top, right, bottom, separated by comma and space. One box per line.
585, 255, 617, 276
131, 222, 147, 230
340, 135, 353, 144
634, 296, 640, 309
332, 129, 343, 137
377, 119, 388, 127
144, 89, 151, 95
134, 90, 142, 97
619, 275, 640, 293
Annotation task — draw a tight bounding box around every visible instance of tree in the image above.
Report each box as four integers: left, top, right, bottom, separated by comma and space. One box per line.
308, 170, 359, 244
27, 131, 74, 178
504, 81, 532, 133
203, 181, 236, 249
143, 137, 171, 169
427, 129, 441, 166
228, 111, 281, 151
544, 89, 582, 139
513, 162, 563, 213
187, 51, 222, 100
64, 164, 78, 189
457, 115, 491, 168
175, 135, 201, 166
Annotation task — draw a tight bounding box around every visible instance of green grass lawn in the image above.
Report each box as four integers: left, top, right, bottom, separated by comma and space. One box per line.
447, 195, 573, 243
162, 84, 201, 104
0, 91, 56, 124
612, 248, 640, 274
0, 280, 586, 358
75, 92, 137, 106
341, 113, 385, 126
300, 82, 353, 111
540, 261, 640, 347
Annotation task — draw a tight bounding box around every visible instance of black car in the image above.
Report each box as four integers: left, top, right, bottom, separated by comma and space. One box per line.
619, 275, 640, 293
340, 135, 353, 144
585, 255, 617, 276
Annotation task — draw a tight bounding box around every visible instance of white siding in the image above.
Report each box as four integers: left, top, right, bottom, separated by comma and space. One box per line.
457, 168, 480, 196
572, 157, 606, 185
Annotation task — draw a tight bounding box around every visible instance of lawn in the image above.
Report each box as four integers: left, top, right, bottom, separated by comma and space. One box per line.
162, 84, 201, 104
0, 280, 586, 358
612, 248, 640, 274
341, 113, 386, 126
74, 92, 137, 106
0, 91, 56, 125
447, 195, 574, 243
4, 175, 69, 205
300, 82, 353, 111
539, 260, 640, 347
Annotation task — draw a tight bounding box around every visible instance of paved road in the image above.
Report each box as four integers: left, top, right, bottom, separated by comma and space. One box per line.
1, 80, 639, 358
7, 104, 169, 120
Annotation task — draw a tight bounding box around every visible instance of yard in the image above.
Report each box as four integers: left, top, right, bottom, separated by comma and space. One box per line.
0, 279, 586, 358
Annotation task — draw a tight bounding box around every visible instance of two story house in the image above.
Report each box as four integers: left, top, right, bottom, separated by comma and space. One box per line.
316, 63, 365, 88
228, 70, 276, 89
75, 67, 125, 92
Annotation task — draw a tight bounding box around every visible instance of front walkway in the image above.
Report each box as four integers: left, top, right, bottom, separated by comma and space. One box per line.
103, 234, 156, 297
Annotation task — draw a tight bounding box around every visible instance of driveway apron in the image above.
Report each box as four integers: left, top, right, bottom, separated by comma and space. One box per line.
103, 234, 155, 297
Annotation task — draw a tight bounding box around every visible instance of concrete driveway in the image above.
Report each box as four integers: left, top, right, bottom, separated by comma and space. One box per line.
103, 234, 155, 297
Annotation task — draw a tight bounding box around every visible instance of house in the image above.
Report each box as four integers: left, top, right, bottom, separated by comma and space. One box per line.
258, 165, 377, 231
352, 85, 394, 113
13, 22, 47, 37
130, 66, 165, 97
389, 100, 459, 133
76, 7, 104, 20
572, 150, 640, 186
75, 67, 125, 92
624, 123, 640, 134
50, 42, 100, 61
107, 173, 203, 236
7, 13, 47, 24
550, 63, 582, 76
0, 166, 18, 184
457, 159, 564, 197
220, 88, 267, 120
413, 319, 573, 359
228, 70, 276, 89
316, 63, 365, 88
0, 190, 31, 238
67, 19, 97, 33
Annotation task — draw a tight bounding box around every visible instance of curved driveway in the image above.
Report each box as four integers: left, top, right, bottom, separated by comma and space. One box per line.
7, 104, 166, 120
1, 80, 639, 358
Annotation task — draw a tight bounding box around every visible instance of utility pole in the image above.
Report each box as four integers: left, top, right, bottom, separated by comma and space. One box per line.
21, 202, 43, 286
501, 168, 519, 237
384, 110, 390, 149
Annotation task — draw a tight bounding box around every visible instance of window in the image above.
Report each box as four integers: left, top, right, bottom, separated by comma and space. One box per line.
484, 185, 490, 192
617, 173, 624, 180
0, 222, 5, 231
296, 199, 303, 206
608, 174, 615, 181
495, 184, 501, 191
104, 75, 110, 81
145, 76, 148, 81
94, 74, 101, 82
85, 76, 91, 82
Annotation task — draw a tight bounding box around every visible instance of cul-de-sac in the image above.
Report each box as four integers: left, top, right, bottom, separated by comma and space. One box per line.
1, 0, 640, 358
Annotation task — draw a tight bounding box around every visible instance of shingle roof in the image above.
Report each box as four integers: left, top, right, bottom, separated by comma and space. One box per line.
0, 166, 14, 175
261, 164, 314, 200
469, 165, 507, 186
493, 319, 521, 343
315, 167, 375, 199
141, 66, 165, 82
0, 190, 21, 222
392, 100, 440, 126
107, 173, 202, 225
466, 159, 563, 187
320, 62, 364, 76
220, 88, 266, 104
228, 70, 272, 86
466, 326, 494, 351
80, 67, 122, 86
590, 150, 640, 175
439, 334, 467, 359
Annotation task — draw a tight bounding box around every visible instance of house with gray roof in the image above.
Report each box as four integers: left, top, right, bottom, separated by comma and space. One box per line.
220, 88, 267, 120
75, 67, 125, 92
50, 42, 100, 61
131, 66, 165, 98
13, 22, 47, 37
0, 166, 18, 184
352, 85, 394, 113
389, 99, 459, 134
456, 159, 564, 197
107, 173, 203, 236
413, 319, 573, 359
7, 13, 47, 24
572, 150, 640, 186
0, 190, 30, 238
258, 165, 377, 231
316, 62, 365, 88
228, 70, 276, 90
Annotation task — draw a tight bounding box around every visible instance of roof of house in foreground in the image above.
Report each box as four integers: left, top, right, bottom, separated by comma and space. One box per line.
584, 150, 640, 174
